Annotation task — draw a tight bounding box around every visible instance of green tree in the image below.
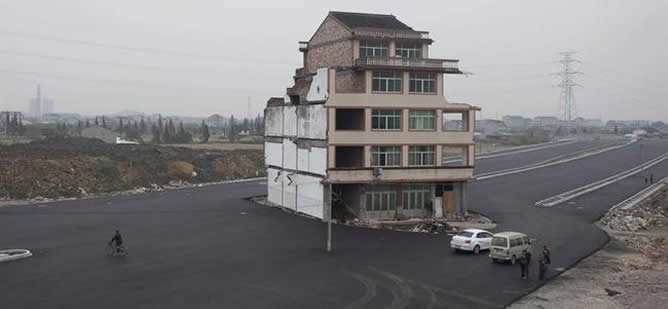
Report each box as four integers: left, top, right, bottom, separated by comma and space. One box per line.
151, 124, 161, 143
228, 115, 237, 142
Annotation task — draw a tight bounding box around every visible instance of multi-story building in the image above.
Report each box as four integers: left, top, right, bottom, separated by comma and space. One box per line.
264, 12, 478, 221
502, 115, 530, 131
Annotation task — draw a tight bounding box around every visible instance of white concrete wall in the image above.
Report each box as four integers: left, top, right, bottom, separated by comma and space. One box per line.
265, 106, 283, 137
284, 105, 297, 137
306, 67, 329, 103
283, 138, 297, 170
295, 146, 327, 176
265, 142, 282, 167
295, 174, 324, 219
297, 104, 327, 140
267, 167, 282, 206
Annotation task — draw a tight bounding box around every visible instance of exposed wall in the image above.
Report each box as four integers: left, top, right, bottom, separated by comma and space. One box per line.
305, 17, 353, 74
335, 69, 366, 93
306, 68, 329, 102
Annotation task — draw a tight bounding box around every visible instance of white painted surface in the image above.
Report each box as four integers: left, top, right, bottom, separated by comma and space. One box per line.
309, 147, 327, 175
284, 105, 297, 137
283, 175, 297, 210
306, 67, 329, 103
297, 104, 327, 140
267, 168, 282, 206
283, 138, 297, 170
296, 174, 324, 219
0, 249, 32, 263
265, 142, 283, 167
265, 106, 283, 137
297, 147, 310, 172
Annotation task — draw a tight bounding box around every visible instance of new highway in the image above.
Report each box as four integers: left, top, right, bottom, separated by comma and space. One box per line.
1, 138, 667, 308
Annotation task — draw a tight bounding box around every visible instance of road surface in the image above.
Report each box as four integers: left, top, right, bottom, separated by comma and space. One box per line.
1, 139, 666, 308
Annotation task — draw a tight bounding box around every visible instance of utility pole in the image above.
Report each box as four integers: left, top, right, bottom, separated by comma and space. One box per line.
322, 179, 332, 252
552, 52, 582, 123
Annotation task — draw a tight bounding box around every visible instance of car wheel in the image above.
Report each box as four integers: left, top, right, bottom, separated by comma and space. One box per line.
473, 245, 480, 255
511, 255, 517, 265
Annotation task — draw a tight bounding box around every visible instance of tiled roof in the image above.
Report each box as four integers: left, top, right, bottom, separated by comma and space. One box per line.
330, 11, 414, 31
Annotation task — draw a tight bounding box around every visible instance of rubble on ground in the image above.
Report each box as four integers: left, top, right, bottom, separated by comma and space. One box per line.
0, 137, 265, 201
600, 188, 667, 232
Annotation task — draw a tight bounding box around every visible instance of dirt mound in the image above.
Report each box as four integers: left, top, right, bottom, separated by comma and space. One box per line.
0, 137, 265, 199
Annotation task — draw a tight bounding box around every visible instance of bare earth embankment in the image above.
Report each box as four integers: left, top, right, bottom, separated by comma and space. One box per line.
510, 187, 668, 309
0, 137, 265, 202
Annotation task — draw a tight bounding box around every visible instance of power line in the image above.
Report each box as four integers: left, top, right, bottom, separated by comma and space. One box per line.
552, 51, 582, 121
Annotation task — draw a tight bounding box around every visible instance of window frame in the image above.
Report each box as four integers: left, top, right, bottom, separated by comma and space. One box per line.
408, 145, 435, 166
371, 109, 402, 130
365, 190, 397, 212
409, 72, 436, 94
395, 42, 422, 58
372, 71, 402, 93
370, 145, 402, 167
402, 184, 431, 210
360, 40, 389, 58
408, 110, 436, 131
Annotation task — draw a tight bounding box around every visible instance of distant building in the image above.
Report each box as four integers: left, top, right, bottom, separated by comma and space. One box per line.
476, 119, 507, 137
27, 85, 54, 120
502, 115, 530, 130
533, 116, 560, 128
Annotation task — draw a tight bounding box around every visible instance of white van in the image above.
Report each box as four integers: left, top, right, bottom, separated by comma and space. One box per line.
489, 232, 532, 264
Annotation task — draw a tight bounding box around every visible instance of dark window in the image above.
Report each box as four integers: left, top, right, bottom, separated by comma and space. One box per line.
335, 108, 365, 130
372, 71, 402, 92
409, 72, 436, 93
360, 40, 389, 57
335, 147, 364, 168
371, 109, 401, 130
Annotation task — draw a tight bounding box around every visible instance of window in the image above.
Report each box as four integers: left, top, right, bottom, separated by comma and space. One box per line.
492, 237, 508, 247
409, 110, 435, 130
360, 40, 389, 58
442, 146, 469, 166
395, 42, 422, 58
335, 109, 364, 130
402, 184, 431, 210
409, 72, 436, 93
457, 231, 474, 238
335, 147, 364, 168
372, 71, 402, 92
409, 146, 435, 166
371, 146, 401, 167
372, 109, 401, 130
443, 111, 469, 131
365, 185, 396, 211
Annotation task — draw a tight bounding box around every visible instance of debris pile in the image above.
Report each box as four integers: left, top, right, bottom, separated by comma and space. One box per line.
600, 188, 667, 232
0, 137, 265, 200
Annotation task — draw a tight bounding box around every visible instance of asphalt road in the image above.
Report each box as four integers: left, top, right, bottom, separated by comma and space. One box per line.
474, 139, 618, 174
1, 139, 667, 309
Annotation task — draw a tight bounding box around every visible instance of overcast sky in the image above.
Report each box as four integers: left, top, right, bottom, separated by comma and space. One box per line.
1, 0, 666, 121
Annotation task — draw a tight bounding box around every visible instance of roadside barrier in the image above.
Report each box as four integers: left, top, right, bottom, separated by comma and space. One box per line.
0, 249, 32, 263
610, 176, 668, 211
535, 152, 668, 207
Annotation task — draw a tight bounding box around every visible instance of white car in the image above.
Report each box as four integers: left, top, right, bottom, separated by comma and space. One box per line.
450, 229, 494, 254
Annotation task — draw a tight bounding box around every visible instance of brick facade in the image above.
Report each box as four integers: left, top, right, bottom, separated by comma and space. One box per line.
335, 69, 365, 93
305, 17, 353, 74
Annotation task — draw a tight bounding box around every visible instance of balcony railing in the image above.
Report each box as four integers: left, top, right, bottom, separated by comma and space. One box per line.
353, 29, 430, 40
355, 57, 461, 73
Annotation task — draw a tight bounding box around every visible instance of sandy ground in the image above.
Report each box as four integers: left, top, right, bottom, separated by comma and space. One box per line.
166, 143, 263, 151
509, 192, 668, 309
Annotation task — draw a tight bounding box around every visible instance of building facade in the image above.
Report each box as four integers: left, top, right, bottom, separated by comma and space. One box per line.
265, 12, 478, 221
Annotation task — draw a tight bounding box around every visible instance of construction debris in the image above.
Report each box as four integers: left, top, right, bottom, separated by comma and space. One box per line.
0, 137, 265, 201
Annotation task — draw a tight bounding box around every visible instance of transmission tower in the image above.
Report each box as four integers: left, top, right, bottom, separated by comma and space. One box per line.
552, 52, 582, 122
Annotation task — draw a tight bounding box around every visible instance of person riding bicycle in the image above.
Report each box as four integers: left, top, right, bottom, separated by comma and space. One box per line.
109, 230, 124, 253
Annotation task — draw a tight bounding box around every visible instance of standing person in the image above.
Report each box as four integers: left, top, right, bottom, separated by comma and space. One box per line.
538, 251, 547, 281
542, 245, 551, 278
519, 250, 529, 279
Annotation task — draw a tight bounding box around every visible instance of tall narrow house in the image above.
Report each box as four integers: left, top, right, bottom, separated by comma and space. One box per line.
265, 12, 479, 221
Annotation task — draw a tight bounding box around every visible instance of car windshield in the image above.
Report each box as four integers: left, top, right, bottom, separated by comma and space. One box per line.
456, 231, 474, 238
492, 237, 508, 247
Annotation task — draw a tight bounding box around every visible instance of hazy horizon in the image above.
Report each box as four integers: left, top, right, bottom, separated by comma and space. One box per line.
1, 0, 666, 121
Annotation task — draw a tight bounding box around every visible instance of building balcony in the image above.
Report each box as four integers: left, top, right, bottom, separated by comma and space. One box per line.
355, 57, 461, 74
327, 166, 473, 184
352, 29, 431, 41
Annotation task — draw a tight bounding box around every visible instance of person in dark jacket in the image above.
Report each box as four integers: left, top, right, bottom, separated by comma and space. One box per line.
109, 230, 124, 253
538, 252, 548, 281
519, 250, 529, 279
541, 245, 551, 280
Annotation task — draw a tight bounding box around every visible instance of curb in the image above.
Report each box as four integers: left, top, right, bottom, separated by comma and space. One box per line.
0, 249, 33, 263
